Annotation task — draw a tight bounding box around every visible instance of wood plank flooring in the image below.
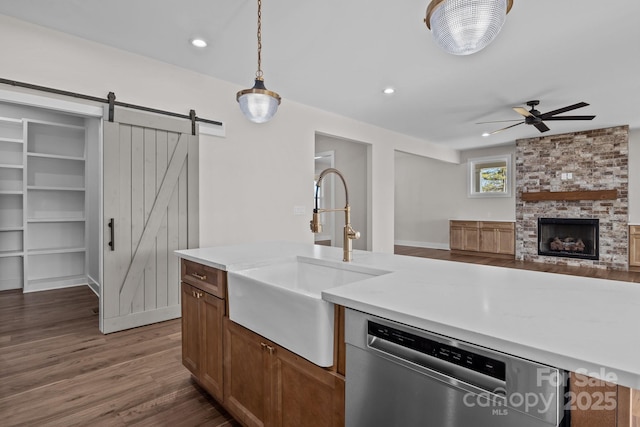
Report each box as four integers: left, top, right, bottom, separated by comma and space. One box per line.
0, 286, 239, 427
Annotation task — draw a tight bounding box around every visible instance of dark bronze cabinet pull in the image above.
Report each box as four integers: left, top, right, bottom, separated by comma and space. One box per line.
108, 218, 115, 251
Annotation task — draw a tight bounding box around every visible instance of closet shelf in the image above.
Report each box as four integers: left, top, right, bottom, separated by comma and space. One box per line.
0, 190, 23, 195
0, 137, 23, 144
27, 152, 85, 162
0, 163, 24, 169
27, 186, 85, 192
0, 250, 23, 258
27, 218, 85, 223
0, 226, 23, 232
28, 247, 86, 256
27, 119, 85, 131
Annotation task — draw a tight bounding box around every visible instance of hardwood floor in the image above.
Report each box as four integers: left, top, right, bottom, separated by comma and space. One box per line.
0, 286, 240, 427
394, 245, 640, 283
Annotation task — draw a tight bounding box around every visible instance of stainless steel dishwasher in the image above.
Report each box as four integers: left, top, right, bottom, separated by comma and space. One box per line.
345, 309, 567, 427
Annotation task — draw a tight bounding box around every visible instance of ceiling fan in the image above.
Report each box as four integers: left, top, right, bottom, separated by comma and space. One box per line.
479, 100, 596, 136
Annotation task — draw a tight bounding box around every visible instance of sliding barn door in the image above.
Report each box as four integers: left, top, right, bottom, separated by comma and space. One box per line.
101, 107, 198, 333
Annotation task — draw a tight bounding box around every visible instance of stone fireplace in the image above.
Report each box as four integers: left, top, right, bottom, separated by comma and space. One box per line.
537, 218, 599, 261
515, 126, 629, 270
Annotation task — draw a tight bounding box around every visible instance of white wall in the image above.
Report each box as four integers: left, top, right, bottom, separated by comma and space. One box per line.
394, 144, 516, 249
0, 14, 458, 254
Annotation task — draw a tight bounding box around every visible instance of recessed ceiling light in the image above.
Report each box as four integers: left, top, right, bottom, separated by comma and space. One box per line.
383, 87, 395, 95
482, 132, 490, 137
191, 38, 207, 48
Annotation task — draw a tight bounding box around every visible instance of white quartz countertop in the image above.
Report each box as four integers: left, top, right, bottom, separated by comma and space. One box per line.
175, 241, 640, 389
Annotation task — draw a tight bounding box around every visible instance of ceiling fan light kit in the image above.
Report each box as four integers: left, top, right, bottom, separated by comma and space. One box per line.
237, 0, 281, 123
425, 0, 514, 55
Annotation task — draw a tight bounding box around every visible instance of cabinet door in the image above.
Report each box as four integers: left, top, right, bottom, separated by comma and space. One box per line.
569, 373, 617, 427
181, 283, 201, 376
272, 346, 345, 427
450, 225, 464, 250
200, 292, 225, 402
224, 318, 271, 427
463, 227, 480, 251
630, 227, 640, 267
496, 228, 515, 255
480, 228, 497, 253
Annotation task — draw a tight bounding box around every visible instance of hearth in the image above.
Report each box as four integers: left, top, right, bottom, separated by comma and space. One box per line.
538, 218, 599, 260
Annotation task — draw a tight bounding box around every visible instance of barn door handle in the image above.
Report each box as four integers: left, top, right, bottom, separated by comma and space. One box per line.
108, 218, 115, 251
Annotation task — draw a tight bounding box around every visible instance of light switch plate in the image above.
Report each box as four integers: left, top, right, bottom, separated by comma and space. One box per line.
293, 206, 306, 215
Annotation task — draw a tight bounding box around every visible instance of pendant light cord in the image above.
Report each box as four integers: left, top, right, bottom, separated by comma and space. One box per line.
256, 0, 263, 79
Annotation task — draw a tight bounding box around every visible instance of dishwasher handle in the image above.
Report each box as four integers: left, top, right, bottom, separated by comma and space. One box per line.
368, 334, 507, 399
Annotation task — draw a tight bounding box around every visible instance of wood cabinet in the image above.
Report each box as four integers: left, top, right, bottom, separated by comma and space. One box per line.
181, 261, 226, 402
181, 259, 345, 427
223, 318, 345, 427
630, 226, 640, 268
480, 221, 515, 255
566, 371, 640, 427
450, 220, 515, 256
449, 221, 480, 251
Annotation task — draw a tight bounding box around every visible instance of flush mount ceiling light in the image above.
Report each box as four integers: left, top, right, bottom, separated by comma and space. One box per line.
383, 87, 395, 95
236, 0, 281, 123
424, 0, 514, 56
191, 38, 207, 48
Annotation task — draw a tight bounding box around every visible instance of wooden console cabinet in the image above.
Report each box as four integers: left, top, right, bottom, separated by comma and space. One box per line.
450, 220, 515, 256
181, 259, 345, 427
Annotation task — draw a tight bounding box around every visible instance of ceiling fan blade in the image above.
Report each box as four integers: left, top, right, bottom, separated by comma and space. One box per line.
486, 121, 524, 135
534, 122, 550, 133
476, 119, 523, 124
542, 115, 596, 121
539, 102, 589, 119
513, 107, 533, 117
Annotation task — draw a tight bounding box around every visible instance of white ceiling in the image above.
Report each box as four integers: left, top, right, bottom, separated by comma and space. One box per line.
1, 0, 639, 150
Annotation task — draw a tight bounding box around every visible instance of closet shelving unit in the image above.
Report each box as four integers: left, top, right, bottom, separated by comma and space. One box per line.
0, 116, 25, 290
24, 120, 87, 291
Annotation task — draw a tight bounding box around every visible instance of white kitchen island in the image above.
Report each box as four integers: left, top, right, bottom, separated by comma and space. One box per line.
175, 240, 640, 391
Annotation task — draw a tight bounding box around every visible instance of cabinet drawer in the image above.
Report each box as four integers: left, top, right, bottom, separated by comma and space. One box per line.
450, 220, 478, 228
630, 225, 640, 235
480, 221, 514, 230
181, 259, 226, 299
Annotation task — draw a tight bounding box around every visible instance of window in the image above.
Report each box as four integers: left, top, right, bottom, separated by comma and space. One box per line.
468, 155, 512, 198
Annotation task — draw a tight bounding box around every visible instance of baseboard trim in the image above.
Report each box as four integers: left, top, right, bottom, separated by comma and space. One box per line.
450, 249, 515, 260
87, 274, 100, 296
394, 240, 449, 250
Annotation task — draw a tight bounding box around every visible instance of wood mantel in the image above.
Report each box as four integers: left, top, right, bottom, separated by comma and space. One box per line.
520, 189, 618, 202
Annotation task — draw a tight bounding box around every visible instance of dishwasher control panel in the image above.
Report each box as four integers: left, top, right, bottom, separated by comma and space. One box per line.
368, 321, 506, 381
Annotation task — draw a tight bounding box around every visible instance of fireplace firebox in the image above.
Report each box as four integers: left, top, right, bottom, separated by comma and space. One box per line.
537, 218, 599, 260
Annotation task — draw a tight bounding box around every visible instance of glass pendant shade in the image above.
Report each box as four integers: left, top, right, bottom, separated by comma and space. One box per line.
426, 0, 513, 55
237, 78, 281, 124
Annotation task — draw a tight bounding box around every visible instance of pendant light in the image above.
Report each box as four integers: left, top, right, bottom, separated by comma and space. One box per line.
424, 0, 514, 56
237, 0, 281, 123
